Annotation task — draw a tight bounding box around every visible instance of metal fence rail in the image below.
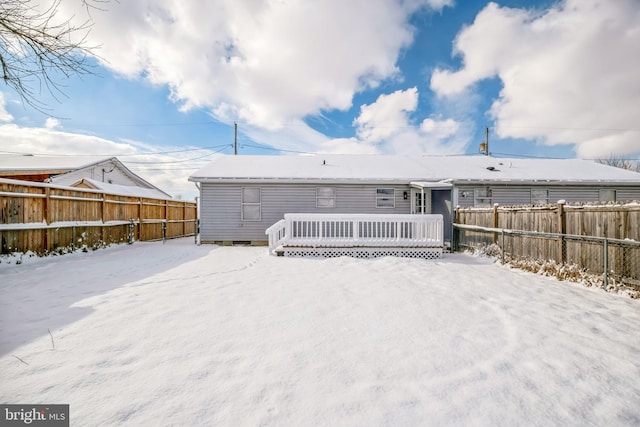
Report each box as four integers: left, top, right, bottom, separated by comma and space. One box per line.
454, 223, 640, 290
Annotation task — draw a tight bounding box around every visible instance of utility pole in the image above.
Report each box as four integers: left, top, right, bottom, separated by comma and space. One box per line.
234, 122, 238, 155
480, 127, 489, 155
485, 127, 489, 156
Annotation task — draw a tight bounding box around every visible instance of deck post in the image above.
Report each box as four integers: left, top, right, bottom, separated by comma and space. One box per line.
353, 219, 358, 242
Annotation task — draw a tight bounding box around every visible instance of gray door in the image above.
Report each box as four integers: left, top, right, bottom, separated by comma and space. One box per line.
431, 189, 453, 243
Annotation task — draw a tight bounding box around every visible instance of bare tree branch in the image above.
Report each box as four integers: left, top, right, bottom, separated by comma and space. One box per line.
596, 154, 640, 172
0, 0, 103, 113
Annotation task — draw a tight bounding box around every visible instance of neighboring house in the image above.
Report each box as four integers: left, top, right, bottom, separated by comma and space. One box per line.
0, 155, 171, 198
71, 178, 171, 200
189, 154, 640, 246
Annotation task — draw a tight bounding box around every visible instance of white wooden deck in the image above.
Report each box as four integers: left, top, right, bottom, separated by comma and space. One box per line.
266, 213, 444, 259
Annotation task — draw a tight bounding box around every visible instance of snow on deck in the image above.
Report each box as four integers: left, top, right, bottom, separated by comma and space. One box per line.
1, 240, 639, 426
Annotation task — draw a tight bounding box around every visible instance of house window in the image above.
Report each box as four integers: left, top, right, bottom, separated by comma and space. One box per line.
241, 188, 261, 221
376, 188, 395, 208
317, 187, 336, 208
474, 187, 492, 207
531, 189, 549, 205
599, 189, 616, 202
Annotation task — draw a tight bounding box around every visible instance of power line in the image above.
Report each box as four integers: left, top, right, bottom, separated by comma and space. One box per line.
125, 146, 233, 164
240, 143, 318, 155
0, 144, 232, 158
61, 120, 221, 128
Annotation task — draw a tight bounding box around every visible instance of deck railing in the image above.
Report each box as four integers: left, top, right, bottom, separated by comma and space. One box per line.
266, 213, 443, 255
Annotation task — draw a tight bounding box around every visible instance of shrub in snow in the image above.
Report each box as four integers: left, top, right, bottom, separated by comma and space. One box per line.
0, 241, 112, 265
466, 245, 640, 299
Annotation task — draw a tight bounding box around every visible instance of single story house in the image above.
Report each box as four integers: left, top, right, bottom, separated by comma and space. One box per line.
0, 155, 171, 198
71, 178, 171, 200
189, 154, 640, 246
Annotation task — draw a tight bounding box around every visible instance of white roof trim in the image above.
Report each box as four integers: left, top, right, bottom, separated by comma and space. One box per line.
410, 181, 453, 189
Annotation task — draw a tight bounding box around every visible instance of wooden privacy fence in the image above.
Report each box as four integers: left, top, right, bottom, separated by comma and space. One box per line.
0, 178, 198, 254
455, 201, 640, 241
454, 201, 640, 286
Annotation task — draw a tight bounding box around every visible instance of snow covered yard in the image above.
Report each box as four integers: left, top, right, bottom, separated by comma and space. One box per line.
1, 239, 639, 426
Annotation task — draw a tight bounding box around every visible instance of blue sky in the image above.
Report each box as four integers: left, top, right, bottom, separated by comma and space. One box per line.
1, 0, 639, 199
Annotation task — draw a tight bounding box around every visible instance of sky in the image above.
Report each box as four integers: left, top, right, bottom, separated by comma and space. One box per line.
0, 0, 639, 199
1, 240, 639, 425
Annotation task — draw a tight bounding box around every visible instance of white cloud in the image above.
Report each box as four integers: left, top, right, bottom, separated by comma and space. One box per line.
0, 93, 13, 122
52, 0, 449, 132
44, 118, 61, 129
420, 117, 459, 139
323, 87, 470, 155
430, 0, 640, 158
354, 87, 419, 143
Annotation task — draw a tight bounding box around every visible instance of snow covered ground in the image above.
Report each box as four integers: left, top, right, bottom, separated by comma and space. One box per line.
1, 239, 639, 426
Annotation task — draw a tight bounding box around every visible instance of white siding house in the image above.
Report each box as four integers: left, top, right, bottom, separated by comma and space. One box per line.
0, 155, 171, 198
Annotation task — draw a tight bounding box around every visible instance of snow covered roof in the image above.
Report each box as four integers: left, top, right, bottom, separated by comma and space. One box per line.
72, 178, 171, 200
189, 154, 640, 185
0, 154, 172, 198
0, 154, 113, 172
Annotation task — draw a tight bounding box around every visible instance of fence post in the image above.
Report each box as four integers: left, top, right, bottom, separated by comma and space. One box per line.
138, 197, 143, 241
492, 203, 499, 244
558, 200, 567, 264
603, 238, 609, 288
183, 202, 187, 237
44, 186, 51, 252
353, 219, 359, 242
453, 206, 460, 251
194, 219, 199, 245
162, 220, 167, 244
129, 219, 135, 244
101, 192, 107, 244
501, 230, 505, 264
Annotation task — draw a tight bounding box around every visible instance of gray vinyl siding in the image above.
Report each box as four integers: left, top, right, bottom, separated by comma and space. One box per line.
455, 184, 640, 208
492, 187, 532, 205
200, 181, 640, 243
616, 188, 640, 201
548, 187, 599, 203
455, 186, 478, 208
200, 183, 411, 242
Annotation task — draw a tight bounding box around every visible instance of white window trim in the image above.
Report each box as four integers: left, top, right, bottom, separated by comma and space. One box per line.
241, 187, 261, 221
316, 187, 336, 208
376, 188, 395, 209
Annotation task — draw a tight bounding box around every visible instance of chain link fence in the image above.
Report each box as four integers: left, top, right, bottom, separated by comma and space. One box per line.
454, 224, 640, 295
